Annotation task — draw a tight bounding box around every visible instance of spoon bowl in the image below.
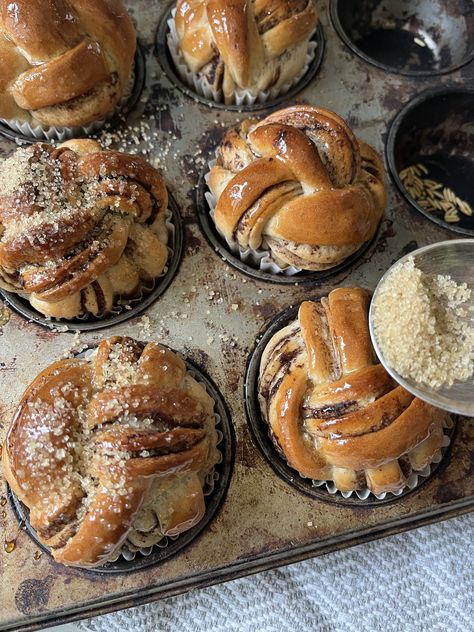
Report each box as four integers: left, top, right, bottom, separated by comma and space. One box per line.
369, 239, 474, 416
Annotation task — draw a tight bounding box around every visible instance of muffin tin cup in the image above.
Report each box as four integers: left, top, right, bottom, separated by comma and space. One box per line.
196, 166, 380, 285
155, 4, 325, 112
386, 87, 474, 236
0, 193, 184, 332
7, 351, 236, 574
0, 42, 147, 144
330, 0, 474, 76
244, 299, 457, 507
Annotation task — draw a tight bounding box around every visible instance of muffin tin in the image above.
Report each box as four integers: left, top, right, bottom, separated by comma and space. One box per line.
330, 0, 474, 76
386, 86, 474, 235
0, 1, 473, 630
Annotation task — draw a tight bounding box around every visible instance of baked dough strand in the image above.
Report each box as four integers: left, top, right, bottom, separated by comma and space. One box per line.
0, 139, 170, 319
0, 0, 136, 127
175, 0, 318, 102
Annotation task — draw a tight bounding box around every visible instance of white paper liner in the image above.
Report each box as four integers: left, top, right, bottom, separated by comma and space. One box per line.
204, 158, 302, 276
167, 8, 317, 106
15, 208, 175, 323
300, 420, 454, 501
1, 69, 136, 142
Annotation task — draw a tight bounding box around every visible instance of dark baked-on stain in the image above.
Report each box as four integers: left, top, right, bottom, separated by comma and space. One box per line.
374, 218, 395, 254
252, 300, 278, 322
434, 481, 464, 504
397, 240, 419, 259
186, 349, 212, 373
184, 225, 202, 256
15, 577, 54, 615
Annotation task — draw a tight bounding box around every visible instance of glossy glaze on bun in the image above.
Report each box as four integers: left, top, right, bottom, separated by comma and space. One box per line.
208, 106, 385, 271
258, 288, 449, 495
0, 139, 169, 319
175, 0, 317, 102
0, 0, 136, 128
2, 337, 220, 567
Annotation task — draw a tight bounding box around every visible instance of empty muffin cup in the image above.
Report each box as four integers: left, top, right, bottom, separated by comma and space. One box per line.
7, 351, 235, 573
155, 5, 325, 112
245, 300, 457, 506
387, 87, 474, 235
330, 0, 474, 75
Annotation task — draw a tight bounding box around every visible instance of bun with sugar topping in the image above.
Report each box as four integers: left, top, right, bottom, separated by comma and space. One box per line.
0, 139, 170, 320
2, 336, 220, 568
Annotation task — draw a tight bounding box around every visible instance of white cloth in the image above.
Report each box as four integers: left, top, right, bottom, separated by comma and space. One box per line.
79, 514, 474, 632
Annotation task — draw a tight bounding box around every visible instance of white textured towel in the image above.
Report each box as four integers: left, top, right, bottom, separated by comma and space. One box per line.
78, 513, 474, 632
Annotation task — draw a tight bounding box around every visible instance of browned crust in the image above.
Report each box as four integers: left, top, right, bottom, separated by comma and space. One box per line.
209, 106, 385, 267
319, 398, 443, 470
176, 0, 317, 98
2, 337, 217, 568
0, 0, 136, 127
0, 141, 169, 319
53, 479, 150, 568
269, 367, 331, 480
13, 39, 110, 110
258, 288, 449, 494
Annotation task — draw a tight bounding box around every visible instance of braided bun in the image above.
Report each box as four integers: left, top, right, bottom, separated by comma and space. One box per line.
0, 0, 136, 129
208, 106, 385, 271
258, 288, 449, 495
2, 336, 219, 567
0, 139, 170, 319
175, 0, 317, 102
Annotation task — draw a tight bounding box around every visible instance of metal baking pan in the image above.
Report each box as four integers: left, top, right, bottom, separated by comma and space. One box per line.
0, 1, 473, 630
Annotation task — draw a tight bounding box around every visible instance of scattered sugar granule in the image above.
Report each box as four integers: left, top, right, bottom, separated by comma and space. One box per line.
138, 315, 151, 333
373, 256, 474, 389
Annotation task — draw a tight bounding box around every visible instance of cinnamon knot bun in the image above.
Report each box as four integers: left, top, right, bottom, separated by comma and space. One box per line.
175, 0, 317, 102
258, 288, 449, 496
0, 139, 170, 319
0, 0, 136, 129
208, 106, 385, 271
2, 336, 220, 568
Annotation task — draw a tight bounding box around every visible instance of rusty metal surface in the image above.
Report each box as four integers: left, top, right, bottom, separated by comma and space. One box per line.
0, 1, 473, 629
